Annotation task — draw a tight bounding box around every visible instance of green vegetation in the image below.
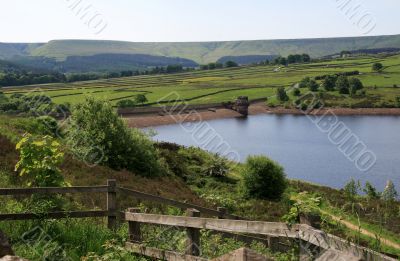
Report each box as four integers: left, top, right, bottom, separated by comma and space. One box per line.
15, 134, 65, 187
241, 155, 287, 200
0, 111, 399, 259
2, 35, 400, 63
2, 53, 400, 109
66, 97, 162, 177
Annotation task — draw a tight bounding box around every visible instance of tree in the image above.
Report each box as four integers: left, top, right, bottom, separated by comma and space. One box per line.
135, 94, 148, 105
308, 80, 319, 92
302, 54, 311, 63
276, 87, 289, 102
293, 88, 301, 96
225, 61, 238, 68
381, 180, 398, 201
372, 63, 383, 72
274, 57, 287, 66
299, 77, 311, 88
66, 97, 162, 177
343, 179, 359, 200
363, 182, 379, 200
241, 155, 287, 200
336, 75, 350, 94
349, 78, 364, 91
322, 75, 337, 91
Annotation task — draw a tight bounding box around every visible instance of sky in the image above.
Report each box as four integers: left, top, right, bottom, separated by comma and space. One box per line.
1, 0, 399, 43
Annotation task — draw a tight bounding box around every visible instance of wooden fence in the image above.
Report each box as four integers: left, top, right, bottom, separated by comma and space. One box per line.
0, 180, 396, 261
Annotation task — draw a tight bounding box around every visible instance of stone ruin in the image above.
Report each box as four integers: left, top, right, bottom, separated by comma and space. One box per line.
233, 96, 250, 116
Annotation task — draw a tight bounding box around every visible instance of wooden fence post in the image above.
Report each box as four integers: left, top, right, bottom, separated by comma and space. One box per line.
186, 208, 200, 256
217, 207, 227, 219
128, 208, 142, 243
107, 179, 117, 231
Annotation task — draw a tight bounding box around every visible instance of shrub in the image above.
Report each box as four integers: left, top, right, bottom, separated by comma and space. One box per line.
66, 97, 163, 177
15, 134, 65, 187
36, 116, 59, 136
202, 154, 230, 177
349, 77, 364, 93
276, 87, 289, 102
293, 88, 301, 96
241, 155, 287, 200
116, 99, 137, 108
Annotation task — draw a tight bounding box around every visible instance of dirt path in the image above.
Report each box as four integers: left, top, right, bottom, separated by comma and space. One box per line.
321, 210, 400, 250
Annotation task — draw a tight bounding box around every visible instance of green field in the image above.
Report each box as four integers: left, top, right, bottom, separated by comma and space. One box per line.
3, 54, 400, 108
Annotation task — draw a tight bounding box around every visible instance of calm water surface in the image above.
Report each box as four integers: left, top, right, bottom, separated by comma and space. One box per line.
146, 114, 400, 190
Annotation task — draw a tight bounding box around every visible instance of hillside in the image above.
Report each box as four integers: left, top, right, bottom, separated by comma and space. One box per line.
7, 54, 198, 73
1, 34, 400, 64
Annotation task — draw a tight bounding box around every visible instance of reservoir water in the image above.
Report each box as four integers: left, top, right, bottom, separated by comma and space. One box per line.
146, 114, 400, 190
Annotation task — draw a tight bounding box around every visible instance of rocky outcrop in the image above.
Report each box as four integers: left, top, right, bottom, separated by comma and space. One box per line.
0, 231, 14, 258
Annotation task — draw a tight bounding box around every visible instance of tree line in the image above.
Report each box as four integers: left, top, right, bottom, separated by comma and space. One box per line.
0, 64, 192, 87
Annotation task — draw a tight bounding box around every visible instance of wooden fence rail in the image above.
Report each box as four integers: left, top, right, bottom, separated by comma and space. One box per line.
0, 180, 396, 261
118, 187, 241, 220
124, 210, 397, 261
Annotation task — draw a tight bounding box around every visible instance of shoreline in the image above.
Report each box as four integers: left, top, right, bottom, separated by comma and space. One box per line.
125, 103, 400, 128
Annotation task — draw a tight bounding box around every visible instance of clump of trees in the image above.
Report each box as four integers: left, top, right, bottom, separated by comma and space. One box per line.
298, 74, 364, 95
0, 93, 70, 116
241, 155, 287, 200
65, 97, 163, 177
274, 54, 311, 66
343, 179, 398, 202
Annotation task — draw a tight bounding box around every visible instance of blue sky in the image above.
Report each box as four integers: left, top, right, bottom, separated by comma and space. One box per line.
1, 0, 399, 42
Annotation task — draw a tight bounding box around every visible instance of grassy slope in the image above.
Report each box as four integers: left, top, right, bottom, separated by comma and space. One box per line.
0, 34, 399, 63
3, 54, 400, 108
0, 114, 399, 258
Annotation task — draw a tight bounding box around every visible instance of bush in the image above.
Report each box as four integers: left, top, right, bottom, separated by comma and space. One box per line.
15, 134, 65, 187
241, 155, 287, 200
36, 116, 59, 136
202, 154, 230, 177
116, 99, 137, 108
66, 97, 163, 177
276, 87, 289, 102
293, 88, 301, 96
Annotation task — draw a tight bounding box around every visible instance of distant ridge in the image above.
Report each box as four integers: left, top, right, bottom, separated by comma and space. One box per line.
1, 34, 400, 64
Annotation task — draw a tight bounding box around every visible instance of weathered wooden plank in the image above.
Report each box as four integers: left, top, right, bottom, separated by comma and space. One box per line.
118, 187, 242, 219
126, 242, 208, 261
0, 210, 109, 221
299, 224, 397, 261
0, 186, 109, 196
125, 212, 299, 237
